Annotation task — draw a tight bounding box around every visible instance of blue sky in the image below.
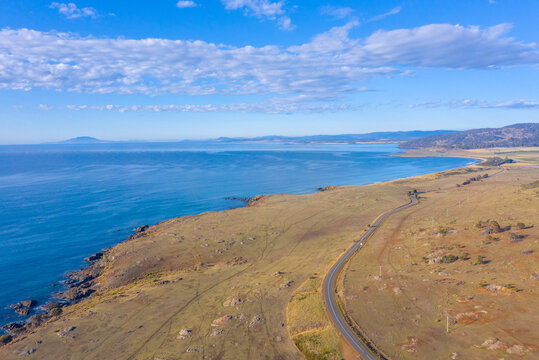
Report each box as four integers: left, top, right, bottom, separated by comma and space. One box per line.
0, 0, 538, 143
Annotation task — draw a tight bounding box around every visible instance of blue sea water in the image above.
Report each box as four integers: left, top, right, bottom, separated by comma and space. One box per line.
0, 142, 476, 325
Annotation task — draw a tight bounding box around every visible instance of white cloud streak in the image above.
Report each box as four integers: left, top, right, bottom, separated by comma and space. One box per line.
49, 2, 105, 19
369, 6, 402, 22
62, 101, 352, 114
410, 99, 539, 109
0, 23, 537, 98
176, 1, 197, 8
320, 5, 354, 19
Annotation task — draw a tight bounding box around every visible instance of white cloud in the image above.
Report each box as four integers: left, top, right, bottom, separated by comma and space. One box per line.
0, 23, 536, 100
177, 1, 197, 8
410, 99, 539, 109
220, 0, 292, 30
49, 2, 105, 19
221, 0, 284, 18
320, 5, 354, 19
278, 16, 294, 31
369, 6, 402, 22
61, 100, 352, 114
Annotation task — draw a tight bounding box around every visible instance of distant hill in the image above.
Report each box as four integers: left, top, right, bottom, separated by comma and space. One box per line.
59, 137, 107, 144
400, 123, 539, 149
217, 130, 457, 144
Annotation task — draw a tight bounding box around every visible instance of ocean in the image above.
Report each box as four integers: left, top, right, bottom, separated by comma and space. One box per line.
0, 142, 476, 325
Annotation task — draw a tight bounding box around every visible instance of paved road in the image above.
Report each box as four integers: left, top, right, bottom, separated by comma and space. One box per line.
323, 193, 418, 360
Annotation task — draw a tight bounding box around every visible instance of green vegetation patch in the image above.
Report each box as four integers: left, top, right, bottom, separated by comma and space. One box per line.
288, 275, 343, 359
293, 327, 343, 360
522, 180, 539, 189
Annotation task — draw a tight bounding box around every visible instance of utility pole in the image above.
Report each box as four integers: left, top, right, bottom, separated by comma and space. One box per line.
446, 314, 449, 333
446, 208, 448, 217
379, 266, 382, 279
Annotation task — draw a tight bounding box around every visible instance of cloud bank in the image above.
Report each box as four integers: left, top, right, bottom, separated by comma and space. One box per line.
0, 23, 537, 98
410, 99, 539, 109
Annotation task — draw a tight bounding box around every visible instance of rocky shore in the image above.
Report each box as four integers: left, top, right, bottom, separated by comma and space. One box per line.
0, 224, 151, 343
225, 194, 266, 206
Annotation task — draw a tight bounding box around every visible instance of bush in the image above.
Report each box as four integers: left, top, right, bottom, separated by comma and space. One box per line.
438, 227, 449, 235
0, 334, 12, 345
516, 222, 526, 229
50, 307, 62, 317
485, 220, 501, 234
509, 233, 523, 242
474, 256, 485, 265
442, 254, 458, 263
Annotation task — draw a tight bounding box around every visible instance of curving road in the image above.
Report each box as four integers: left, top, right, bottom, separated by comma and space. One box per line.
323, 193, 418, 360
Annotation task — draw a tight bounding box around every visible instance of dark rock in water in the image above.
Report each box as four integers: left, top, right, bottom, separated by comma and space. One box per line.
9, 300, 37, 316
1, 322, 26, 335
13, 307, 30, 316
84, 251, 105, 262
19, 300, 37, 308
134, 225, 149, 233
54, 287, 94, 302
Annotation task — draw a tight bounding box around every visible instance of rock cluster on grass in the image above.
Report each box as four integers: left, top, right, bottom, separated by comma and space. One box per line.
176, 329, 192, 340
212, 315, 232, 327
223, 297, 242, 307
477, 338, 530, 355
249, 315, 263, 327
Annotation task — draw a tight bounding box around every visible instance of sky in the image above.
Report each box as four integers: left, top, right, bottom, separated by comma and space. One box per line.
0, 0, 538, 144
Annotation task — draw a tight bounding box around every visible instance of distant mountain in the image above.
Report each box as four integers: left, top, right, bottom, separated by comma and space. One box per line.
400, 123, 539, 149
59, 137, 107, 144
217, 130, 457, 144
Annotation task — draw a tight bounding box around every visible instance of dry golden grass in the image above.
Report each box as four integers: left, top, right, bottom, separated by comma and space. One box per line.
341, 150, 539, 360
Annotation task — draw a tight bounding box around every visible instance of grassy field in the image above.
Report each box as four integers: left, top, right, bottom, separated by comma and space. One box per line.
341, 149, 538, 360
1, 148, 536, 360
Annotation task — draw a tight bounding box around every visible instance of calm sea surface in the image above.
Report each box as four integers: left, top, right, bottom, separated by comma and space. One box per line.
0, 142, 476, 324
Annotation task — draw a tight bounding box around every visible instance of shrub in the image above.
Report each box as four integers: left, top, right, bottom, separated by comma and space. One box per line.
50, 307, 62, 317
509, 233, 523, 242
0, 334, 12, 345
442, 254, 458, 263
438, 227, 449, 235
516, 222, 526, 229
486, 220, 501, 234
474, 256, 485, 265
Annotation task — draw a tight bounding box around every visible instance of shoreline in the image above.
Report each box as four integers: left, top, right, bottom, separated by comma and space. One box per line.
1, 147, 533, 338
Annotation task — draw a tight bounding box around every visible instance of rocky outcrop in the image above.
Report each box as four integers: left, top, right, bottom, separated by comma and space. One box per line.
225, 195, 265, 206
54, 287, 94, 302
9, 300, 37, 316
